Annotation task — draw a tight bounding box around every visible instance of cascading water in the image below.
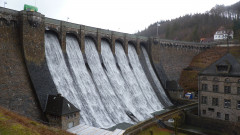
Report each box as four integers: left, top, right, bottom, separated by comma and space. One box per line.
45, 32, 168, 128
85, 38, 132, 125
115, 42, 158, 118
141, 46, 172, 107
128, 44, 163, 111
45, 33, 85, 122
101, 40, 150, 121
66, 35, 114, 128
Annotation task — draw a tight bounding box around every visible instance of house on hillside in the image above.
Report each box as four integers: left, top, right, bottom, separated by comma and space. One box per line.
45, 94, 80, 130
198, 53, 240, 122
214, 26, 234, 40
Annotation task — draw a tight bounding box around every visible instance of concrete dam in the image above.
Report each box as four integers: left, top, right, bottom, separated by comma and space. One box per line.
0, 7, 211, 128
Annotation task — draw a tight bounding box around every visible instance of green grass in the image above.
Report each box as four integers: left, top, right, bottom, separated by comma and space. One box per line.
0, 106, 73, 135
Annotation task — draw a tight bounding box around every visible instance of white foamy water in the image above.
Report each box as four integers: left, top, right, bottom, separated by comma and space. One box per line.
115, 42, 156, 118
101, 40, 151, 121
85, 38, 132, 125
45, 33, 85, 123
141, 46, 172, 107
128, 44, 163, 111
45, 33, 168, 128
66, 35, 114, 128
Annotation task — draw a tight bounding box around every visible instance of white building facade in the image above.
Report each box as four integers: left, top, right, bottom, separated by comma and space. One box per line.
214, 26, 234, 41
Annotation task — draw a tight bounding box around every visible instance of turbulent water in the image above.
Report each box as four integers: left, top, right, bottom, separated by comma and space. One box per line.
45, 33, 170, 128
45, 33, 84, 122
115, 42, 161, 118
66, 36, 114, 128
128, 44, 163, 111
141, 46, 173, 107
101, 40, 149, 121
85, 38, 132, 125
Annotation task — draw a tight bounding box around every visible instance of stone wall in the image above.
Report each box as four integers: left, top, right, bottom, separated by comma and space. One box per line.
20, 11, 58, 111
0, 18, 42, 120
61, 112, 80, 130
151, 45, 200, 83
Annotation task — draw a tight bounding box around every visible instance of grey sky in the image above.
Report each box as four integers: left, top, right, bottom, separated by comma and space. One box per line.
0, 0, 239, 34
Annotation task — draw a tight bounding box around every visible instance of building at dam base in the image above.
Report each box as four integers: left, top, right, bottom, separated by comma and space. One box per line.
0, 7, 213, 129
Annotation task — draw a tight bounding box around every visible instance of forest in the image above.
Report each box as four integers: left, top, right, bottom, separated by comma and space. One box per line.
136, 1, 240, 42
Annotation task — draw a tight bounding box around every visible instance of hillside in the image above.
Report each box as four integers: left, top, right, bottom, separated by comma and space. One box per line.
179, 46, 240, 91
0, 106, 73, 135
137, 1, 240, 42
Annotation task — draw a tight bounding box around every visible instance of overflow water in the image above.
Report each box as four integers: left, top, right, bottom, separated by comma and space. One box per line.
66, 35, 114, 128
115, 42, 160, 118
128, 44, 163, 111
101, 40, 148, 121
85, 38, 132, 125
141, 46, 172, 106
45, 33, 84, 123
45, 33, 168, 128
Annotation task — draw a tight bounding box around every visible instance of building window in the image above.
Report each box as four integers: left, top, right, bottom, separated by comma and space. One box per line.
224, 99, 231, 108
212, 98, 218, 106
217, 112, 221, 118
208, 108, 214, 112
202, 77, 207, 80
238, 116, 240, 122
238, 79, 240, 84
225, 78, 230, 82
217, 66, 228, 72
237, 101, 240, 109
202, 110, 206, 115
225, 114, 229, 121
74, 113, 76, 117
224, 86, 231, 94
213, 77, 219, 82
202, 84, 208, 91
201, 96, 207, 104
237, 87, 240, 95
213, 85, 218, 92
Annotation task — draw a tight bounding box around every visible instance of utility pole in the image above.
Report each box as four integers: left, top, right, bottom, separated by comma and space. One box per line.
227, 35, 230, 53
157, 23, 160, 37
227, 31, 231, 53
4, 1, 7, 7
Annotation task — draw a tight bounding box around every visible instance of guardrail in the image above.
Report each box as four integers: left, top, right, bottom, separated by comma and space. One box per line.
123, 102, 198, 135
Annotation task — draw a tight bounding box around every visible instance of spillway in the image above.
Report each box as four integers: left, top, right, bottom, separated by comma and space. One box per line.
128, 44, 163, 111
101, 40, 149, 121
66, 35, 114, 128
45, 33, 169, 129
141, 46, 172, 107
85, 38, 132, 125
44, 33, 84, 122
115, 42, 162, 117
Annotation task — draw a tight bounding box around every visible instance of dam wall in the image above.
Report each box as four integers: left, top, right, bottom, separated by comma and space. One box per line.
0, 8, 43, 120
0, 7, 213, 122
151, 44, 201, 87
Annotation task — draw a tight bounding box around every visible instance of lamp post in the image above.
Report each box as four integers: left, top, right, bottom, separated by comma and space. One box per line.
67, 17, 69, 22
157, 23, 160, 37
4, 1, 7, 7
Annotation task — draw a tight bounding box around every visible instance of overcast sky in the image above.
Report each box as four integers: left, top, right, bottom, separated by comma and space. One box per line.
0, 0, 239, 34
